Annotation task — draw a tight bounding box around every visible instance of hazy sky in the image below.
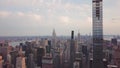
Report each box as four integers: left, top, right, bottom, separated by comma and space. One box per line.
0, 0, 120, 36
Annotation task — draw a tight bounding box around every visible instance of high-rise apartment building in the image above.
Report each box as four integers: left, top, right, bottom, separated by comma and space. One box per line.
92, 0, 103, 68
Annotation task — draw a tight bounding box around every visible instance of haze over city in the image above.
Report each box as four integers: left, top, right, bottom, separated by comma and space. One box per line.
0, 0, 120, 36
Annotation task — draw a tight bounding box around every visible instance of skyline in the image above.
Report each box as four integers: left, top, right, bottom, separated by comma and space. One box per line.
0, 0, 120, 36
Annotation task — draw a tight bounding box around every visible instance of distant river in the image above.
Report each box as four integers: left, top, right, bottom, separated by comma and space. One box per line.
9, 40, 34, 47
8, 36, 120, 47
9, 41, 26, 47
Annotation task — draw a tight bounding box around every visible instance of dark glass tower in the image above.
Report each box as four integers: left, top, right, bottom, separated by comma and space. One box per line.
92, 0, 103, 68
70, 31, 75, 68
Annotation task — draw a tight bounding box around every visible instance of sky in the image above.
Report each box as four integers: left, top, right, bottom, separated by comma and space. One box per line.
0, 0, 120, 36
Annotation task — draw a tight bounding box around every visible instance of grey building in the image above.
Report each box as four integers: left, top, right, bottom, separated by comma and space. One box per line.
92, 0, 104, 68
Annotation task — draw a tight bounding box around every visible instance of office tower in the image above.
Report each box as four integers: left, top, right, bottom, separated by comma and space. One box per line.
27, 54, 35, 68
16, 56, 26, 68
44, 39, 49, 56
42, 56, 53, 68
42, 40, 53, 68
10, 51, 18, 68
7, 53, 11, 62
48, 40, 52, 53
89, 58, 93, 68
113, 46, 120, 68
54, 54, 61, 68
92, 0, 103, 68
73, 61, 79, 68
36, 48, 44, 67
103, 59, 108, 68
77, 32, 81, 52
52, 29, 60, 68
82, 45, 87, 56
111, 38, 117, 45
52, 29, 57, 49
70, 31, 75, 68
78, 32, 80, 42
0, 46, 9, 62
74, 52, 82, 68
0, 56, 3, 68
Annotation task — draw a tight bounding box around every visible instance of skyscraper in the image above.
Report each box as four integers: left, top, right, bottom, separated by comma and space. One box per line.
92, 0, 103, 68
52, 29, 57, 49
70, 31, 75, 68
0, 56, 3, 68
16, 56, 26, 68
111, 38, 117, 45
36, 48, 44, 67
77, 32, 80, 42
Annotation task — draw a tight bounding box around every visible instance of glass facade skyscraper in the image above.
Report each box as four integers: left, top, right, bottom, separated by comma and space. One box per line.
92, 0, 103, 68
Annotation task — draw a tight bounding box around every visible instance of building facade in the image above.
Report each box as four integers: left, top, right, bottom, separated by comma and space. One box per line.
16, 57, 26, 68
0, 56, 3, 68
92, 0, 103, 68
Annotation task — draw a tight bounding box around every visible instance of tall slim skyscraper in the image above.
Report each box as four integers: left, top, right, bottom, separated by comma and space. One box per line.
77, 32, 80, 42
92, 0, 103, 68
70, 31, 75, 68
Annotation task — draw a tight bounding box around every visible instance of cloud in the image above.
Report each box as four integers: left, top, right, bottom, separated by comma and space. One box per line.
0, 10, 45, 36
27, 13, 42, 21
0, 11, 43, 22
0, 0, 120, 36
0, 11, 11, 18
17, 12, 24, 16
87, 17, 92, 23
0, 1, 93, 36
59, 16, 70, 23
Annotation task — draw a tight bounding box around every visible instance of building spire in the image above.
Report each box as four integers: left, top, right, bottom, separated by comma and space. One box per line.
52, 29, 57, 49
52, 29, 56, 38
78, 30, 80, 42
